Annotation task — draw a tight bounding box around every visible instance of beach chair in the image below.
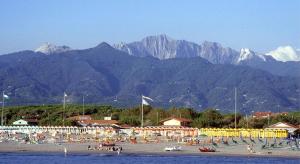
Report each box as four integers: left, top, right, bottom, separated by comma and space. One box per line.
250, 137, 255, 144
221, 137, 229, 145
185, 140, 193, 146
130, 138, 137, 144
258, 138, 264, 143
240, 137, 247, 144
231, 138, 238, 144
143, 138, 149, 143
270, 143, 275, 148
212, 141, 218, 147
215, 138, 221, 144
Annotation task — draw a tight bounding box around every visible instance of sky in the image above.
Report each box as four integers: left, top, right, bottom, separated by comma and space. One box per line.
0, 0, 299, 54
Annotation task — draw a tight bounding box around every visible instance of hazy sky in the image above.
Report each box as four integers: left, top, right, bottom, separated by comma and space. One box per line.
0, 0, 299, 54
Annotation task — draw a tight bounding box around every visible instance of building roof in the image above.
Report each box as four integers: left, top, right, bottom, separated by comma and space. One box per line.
13, 119, 28, 125
119, 124, 132, 129
68, 115, 92, 121
160, 117, 192, 123
78, 120, 119, 125
253, 112, 272, 118
268, 122, 298, 129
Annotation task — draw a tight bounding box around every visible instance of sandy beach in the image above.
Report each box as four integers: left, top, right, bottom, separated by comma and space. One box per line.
0, 140, 299, 158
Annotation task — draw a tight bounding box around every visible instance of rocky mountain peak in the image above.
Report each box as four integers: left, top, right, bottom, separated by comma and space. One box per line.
35, 43, 71, 55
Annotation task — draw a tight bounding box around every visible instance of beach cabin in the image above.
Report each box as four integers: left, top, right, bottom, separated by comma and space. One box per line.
132, 126, 198, 137
160, 117, 192, 127
13, 119, 28, 126
266, 122, 299, 134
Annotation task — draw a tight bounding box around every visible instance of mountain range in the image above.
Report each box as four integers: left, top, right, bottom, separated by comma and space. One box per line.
0, 35, 300, 113
113, 35, 300, 77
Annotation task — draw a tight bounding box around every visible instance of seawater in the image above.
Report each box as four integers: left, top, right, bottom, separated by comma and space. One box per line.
0, 153, 298, 164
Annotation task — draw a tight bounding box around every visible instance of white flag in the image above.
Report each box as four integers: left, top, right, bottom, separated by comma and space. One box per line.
142, 98, 149, 105
142, 95, 153, 101
64, 92, 68, 97
3, 94, 9, 99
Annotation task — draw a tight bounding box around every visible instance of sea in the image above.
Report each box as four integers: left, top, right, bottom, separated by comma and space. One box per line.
0, 153, 299, 164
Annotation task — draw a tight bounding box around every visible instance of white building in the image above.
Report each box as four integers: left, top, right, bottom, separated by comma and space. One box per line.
160, 117, 192, 127
266, 122, 299, 134
12, 119, 28, 126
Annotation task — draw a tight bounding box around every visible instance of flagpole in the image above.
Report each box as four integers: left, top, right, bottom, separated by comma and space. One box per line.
246, 114, 248, 128
156, 111, 159, 125
141, 95, 153, 127
234, 87, 237, 129
82, 95, 85, 116
141, 96, 144, 127
1, 91, 4, 126
63, 92, 66, 126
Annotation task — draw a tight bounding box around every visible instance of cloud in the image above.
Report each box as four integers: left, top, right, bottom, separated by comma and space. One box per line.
265, 46, 300, 62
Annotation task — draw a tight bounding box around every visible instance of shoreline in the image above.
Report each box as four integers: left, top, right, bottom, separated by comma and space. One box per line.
0, 150, 299, 159
0, 142, 299, 159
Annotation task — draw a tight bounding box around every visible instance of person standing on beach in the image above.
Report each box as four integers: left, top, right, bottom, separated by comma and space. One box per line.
247, 144, 251, 152
117, 147, 121, 155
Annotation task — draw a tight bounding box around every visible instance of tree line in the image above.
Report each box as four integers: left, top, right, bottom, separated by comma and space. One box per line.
2, 104, 300, 128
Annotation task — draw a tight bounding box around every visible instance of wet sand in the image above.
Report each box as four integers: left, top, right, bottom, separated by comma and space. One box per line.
0, 141, 299, 158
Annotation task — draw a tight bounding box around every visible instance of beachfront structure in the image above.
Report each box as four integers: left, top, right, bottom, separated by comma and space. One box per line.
252, 112, 272, 118
132, 126, 198, 137
68, 115, 120, 129
160, 117, 192, 127
0, 126, 80, 134
12, 119, 38, 126
67, 115, 120, 128
199, 128, 288, 138
0, 126, 120, 137
0, 125, 290, 139
266, 122, 299, 134
77, 120, 119, 128
129, 117, 197, 137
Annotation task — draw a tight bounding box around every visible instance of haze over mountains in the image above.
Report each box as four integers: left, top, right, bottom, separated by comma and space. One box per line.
1, 35, 300, 113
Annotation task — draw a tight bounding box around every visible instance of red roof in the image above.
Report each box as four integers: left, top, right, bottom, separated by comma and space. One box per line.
253, 112, 272, 118
120, 124, 132, 128
160, 117, 192, 123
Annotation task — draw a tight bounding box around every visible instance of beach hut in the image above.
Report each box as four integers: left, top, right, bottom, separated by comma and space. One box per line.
266, 122, 298, 134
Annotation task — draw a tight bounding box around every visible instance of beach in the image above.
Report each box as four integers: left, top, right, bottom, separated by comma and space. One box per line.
0, 140, 299, 158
